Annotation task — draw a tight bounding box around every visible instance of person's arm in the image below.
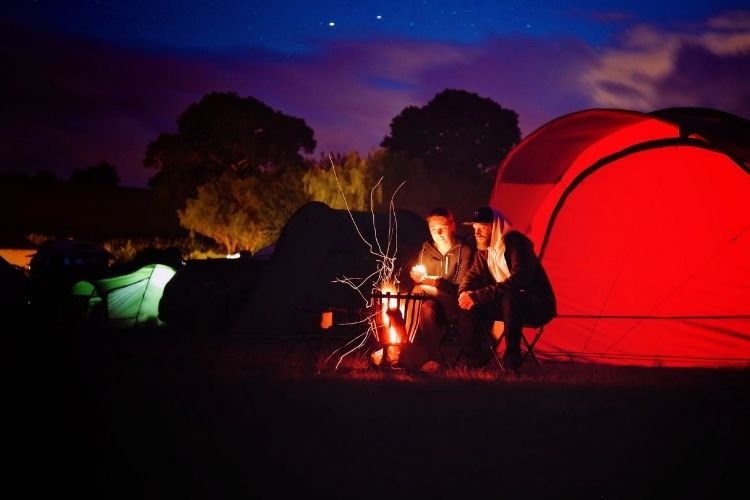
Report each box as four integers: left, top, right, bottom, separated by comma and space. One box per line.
421, 275, 442, 287
459, 236, 534, 306
501, 232, 538, 292
458, 250, 488, 294
452, 243, 475, 287
458, 251, 489, 309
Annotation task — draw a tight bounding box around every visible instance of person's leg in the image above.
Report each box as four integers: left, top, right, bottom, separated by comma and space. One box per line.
521, 290, 556, 327
454, 307, 491, 367
461, 289, 523, 369
463, 290, 550, 371
498, 290, 534, 370
416, 299, 447, 361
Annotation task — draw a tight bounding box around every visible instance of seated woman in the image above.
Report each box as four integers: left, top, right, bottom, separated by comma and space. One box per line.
401, 207, 475, 372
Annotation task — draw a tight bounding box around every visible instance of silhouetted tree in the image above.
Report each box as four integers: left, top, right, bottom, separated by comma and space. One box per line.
0, 172, 31, 184
0, 170, 60, 185
70, 160, 120, 186
381, 89, 520, 181
30, 169, 60, 185
370, 149, 487, 225
144, 92, 316, 211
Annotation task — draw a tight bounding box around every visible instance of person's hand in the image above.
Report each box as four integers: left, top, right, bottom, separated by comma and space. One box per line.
458, 291, 475, 310
410, 264, 426, 283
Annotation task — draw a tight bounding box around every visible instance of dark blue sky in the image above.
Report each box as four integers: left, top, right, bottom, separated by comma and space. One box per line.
2, 1, 749, 187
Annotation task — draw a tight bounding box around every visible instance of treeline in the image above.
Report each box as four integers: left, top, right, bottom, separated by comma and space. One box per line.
1, 160, 120, 187
7, 88, 522, 256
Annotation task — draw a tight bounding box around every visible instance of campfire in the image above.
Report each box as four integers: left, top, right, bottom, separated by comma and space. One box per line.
319, 155, 424, 371
368, 280, 428, 369
377, 282, 408, 344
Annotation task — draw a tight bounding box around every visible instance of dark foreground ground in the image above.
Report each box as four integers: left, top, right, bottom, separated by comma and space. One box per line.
21, 331, 750, 499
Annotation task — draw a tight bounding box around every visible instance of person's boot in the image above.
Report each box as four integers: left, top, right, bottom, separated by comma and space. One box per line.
466, 348, 491, 369
503, 349, 521, 374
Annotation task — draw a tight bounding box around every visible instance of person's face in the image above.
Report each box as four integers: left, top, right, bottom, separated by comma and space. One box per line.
472, 222, 493, 250
428, 215, 455, 245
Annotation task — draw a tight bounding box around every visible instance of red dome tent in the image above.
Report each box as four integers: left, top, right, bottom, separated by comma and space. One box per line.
490, 108, 750, 367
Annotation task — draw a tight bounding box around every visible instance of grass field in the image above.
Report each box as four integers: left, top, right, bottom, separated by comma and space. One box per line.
25, 331, 750, 499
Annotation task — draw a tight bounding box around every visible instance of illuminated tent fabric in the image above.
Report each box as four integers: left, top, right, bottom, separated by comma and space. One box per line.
229, 201, 429, 337
490, 107, 750, 368
71, 263, 176, 329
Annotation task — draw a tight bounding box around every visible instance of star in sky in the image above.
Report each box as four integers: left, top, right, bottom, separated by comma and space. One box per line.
1, 1, 749, 187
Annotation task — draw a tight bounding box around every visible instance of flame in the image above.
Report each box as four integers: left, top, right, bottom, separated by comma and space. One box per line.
388, 321, 400, 344
319, 156, 412, 371
379, 283, 406, 344
320, 310, 333, 329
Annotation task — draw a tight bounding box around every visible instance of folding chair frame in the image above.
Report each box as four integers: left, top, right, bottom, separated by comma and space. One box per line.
491, 323, 546, 375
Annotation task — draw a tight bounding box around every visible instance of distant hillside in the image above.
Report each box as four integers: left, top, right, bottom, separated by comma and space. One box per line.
0, 182, 185, 241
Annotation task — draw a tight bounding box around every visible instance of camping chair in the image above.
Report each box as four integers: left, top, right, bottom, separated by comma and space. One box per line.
490, 321, 546, 375
450, 320, 546, 374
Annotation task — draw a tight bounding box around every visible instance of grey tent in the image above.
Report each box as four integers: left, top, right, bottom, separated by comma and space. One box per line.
229, 202, 430, 337
158, 256, 267, 335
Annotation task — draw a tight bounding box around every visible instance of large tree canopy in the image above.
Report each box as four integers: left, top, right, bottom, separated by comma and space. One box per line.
178, 168, 307, 255
381, 89, 520, 180
70, 160, 120, 187
303, 152, 383, 211
144, 92, 316, 209
178, 154, 385, 254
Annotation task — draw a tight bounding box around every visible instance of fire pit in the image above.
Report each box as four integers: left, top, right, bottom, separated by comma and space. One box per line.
371, 290, 427, 368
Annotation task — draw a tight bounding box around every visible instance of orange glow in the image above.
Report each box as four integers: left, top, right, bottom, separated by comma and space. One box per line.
378, 283, 406, 344
320, 310, 333, 329
388, 324, 399, 344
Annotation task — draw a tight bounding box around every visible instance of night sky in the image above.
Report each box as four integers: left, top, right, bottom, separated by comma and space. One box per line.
2, 0, 749, 187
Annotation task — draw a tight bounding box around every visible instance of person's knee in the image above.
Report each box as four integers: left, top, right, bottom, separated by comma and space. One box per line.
421, 300, 437, 312
420, 300, 440, 319
502, 289, 523, 310
412, 284, 437, 297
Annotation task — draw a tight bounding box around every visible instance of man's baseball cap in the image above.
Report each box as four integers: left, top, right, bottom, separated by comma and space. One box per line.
463, 206, 495, 225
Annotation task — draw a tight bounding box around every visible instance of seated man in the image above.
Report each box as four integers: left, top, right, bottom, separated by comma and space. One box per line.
401, 207, 474, 372
458, 206, 556, 371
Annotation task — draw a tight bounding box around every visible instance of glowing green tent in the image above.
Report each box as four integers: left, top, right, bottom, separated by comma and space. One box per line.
71, 263, 176, 329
